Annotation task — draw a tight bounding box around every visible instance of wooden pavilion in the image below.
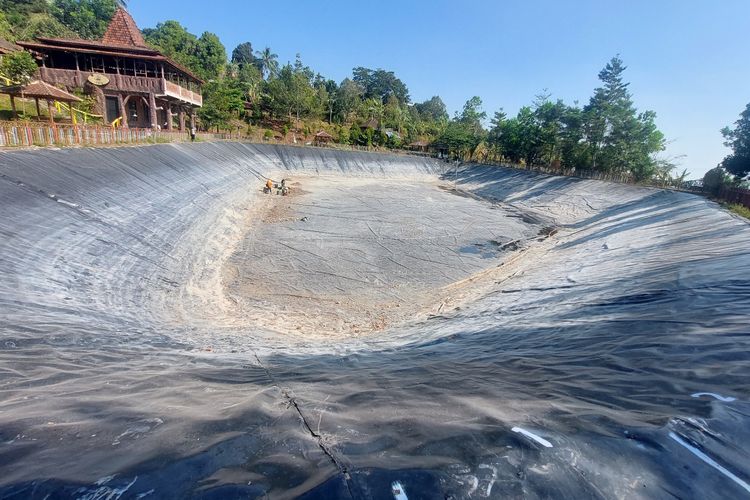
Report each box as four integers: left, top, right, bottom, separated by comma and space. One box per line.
16, 8, 202, 130
313, 130, 334, 145
409, 140, 430, 152
359, 118, 379, 131
0, 80, 81, 123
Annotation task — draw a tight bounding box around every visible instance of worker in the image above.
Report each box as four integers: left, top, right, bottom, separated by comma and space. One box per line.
265, 178, 273, 194
280, 178, 289, 196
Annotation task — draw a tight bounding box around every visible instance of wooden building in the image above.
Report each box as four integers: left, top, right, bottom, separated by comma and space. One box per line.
17, 8, 202, 130
313, 130, 334, 145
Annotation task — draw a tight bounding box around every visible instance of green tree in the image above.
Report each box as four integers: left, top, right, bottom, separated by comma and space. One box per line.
415, 96, 448, 122
352, 67, 410, 104
232, 42, 258, 68
52, 0, 117, 40
15, 13, 75, 39
193, 32, 226, 81
318, 78, 337, 123
436, 97, 487, 160
236, 63, 263, 115
703, 167, 732, 195
198, 78, 244, 132
143, 22, 225, 82
334, 78, 363, 123
1, 50, 38, 83
0, 12, 14, 41
559, 104, 588, 169
459, 96, 486, 130
533, 95, 567, 166
0, 0, 49, 27
231, 42, 255, 66
264, 59, 316, 126
255, 47, 278, 79
515, 106, 543, 166
486, 109, 506, 160
143, 20, 199, 71
720, 103, 750, 180
582, 56, 665, 177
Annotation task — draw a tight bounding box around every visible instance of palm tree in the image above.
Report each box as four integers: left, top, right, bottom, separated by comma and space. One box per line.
255, 47, 279, 80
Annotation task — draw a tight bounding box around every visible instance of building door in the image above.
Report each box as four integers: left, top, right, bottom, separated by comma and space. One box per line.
128, 100, 138, 128
105, 97, 120, 125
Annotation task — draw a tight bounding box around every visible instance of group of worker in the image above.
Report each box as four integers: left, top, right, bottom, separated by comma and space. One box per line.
264, 178, 290, 196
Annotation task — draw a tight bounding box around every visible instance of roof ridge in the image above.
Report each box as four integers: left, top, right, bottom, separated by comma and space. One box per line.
101, 8, 147, 48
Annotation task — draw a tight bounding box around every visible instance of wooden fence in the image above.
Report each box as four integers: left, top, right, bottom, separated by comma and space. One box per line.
717, 186, 750, 209
0, 122, 232, 148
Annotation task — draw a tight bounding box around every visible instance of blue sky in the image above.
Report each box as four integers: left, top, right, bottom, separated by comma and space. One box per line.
130, 0, 750, 179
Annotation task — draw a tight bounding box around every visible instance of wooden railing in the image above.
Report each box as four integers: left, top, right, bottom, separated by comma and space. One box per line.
164, 80, 202, 106
38, 68, 201, 106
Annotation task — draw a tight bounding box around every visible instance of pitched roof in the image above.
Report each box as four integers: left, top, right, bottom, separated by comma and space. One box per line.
16, 8, 204, 84
315, 130, 334, 139
31, 37, 160, 56
18, 39, 204, 84
102, 8, 147, 48
0, 80, 82, 102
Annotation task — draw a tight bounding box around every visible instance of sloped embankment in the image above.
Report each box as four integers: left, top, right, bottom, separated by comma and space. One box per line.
0, 143, 748, 499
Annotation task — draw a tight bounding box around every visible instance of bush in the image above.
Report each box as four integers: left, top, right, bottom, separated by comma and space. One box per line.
1, 51, 38, 84
337, 126, 350, 144
263, 129, 274, 141
727, 203, 750, 220
703, 167, 732, 196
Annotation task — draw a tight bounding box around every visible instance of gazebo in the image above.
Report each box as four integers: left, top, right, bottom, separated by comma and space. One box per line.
409, 140, 430, 152
359, 118, 378, 131
314, 130, 334, 145
0, 80, 81, 123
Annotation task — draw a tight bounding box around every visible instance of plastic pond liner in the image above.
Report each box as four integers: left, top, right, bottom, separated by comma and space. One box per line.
0, 143, 748, 499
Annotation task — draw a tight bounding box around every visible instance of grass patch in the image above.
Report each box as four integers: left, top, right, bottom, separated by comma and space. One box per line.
726, 203, 750, 220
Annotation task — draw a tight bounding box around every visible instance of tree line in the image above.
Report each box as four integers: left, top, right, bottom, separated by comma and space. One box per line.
7, 0, 750, 187
135, 18, 677, 182
704, 103, 750, 193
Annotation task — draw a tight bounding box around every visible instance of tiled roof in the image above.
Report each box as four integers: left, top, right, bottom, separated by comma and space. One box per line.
32, 37, 159, 55
101, 8, 147, 48
16, 8, 204, 84
0, 80, 82, 102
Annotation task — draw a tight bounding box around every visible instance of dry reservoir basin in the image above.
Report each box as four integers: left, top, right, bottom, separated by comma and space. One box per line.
0, 143, 749, 499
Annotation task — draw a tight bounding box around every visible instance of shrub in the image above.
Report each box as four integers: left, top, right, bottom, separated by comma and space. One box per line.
703, 167, 732, 196
337, 126, 350, 144
727, 203, 750, 220
1, 51, 38, 84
